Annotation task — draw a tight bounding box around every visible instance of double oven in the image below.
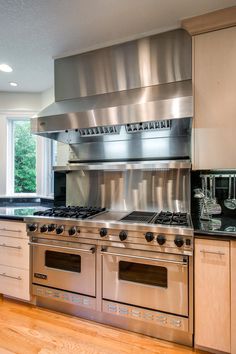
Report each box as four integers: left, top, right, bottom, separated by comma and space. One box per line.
28, 218, 193, 346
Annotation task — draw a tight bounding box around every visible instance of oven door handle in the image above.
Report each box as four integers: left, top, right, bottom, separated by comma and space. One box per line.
28, 242, 96, 254
101, 251, 188, 266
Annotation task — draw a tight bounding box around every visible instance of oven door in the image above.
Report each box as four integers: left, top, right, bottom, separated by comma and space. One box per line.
102, 247, 188, 316
30, 238, 96, 296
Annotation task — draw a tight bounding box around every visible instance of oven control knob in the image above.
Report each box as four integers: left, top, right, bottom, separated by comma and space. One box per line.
28, 223, 37, 232
68, 227, 76, 236
56, 226, 64, 235
174, 237, 184, 247
47, 224, 56, 232
100, 228, 108, 237
145, 232, 154, 242
40, 225, 48, 233
185, 239, 191, 246
119, 231, 127, 241
157, 234, 166, 245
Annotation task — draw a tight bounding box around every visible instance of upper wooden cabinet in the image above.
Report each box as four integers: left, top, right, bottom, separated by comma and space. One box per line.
192, 26, 236, 170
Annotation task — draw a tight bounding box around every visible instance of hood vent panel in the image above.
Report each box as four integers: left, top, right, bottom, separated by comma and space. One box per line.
32, 28, 193, 163
126, 120, 171, 133
79, 125, 121, 137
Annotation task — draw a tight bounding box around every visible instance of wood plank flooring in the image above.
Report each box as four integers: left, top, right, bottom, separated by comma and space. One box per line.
0, 298, 208, 354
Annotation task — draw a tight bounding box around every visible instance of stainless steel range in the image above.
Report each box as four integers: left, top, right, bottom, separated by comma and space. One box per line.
27, 28, 194, 346
26, 206, 193, 346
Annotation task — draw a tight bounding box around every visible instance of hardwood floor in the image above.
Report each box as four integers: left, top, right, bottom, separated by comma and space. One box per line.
0, 298, 208, 354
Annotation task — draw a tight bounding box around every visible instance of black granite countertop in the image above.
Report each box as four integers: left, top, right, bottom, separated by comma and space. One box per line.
0, 197, 54, 220
192, 214, 236, 240
0, 206, 51, 221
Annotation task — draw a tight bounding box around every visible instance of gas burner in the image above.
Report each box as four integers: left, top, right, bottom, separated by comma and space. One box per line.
154, 211, 188, 226
33, 206, 106, 219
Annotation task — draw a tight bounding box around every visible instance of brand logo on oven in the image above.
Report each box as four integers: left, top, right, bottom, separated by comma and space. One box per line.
34, 273, 47, 280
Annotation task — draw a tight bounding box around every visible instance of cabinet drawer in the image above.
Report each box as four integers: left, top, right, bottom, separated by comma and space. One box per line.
0, 236, 29, 269
0, 265, 30, 301
195, 238, 230, 353
0, 221, 27, 238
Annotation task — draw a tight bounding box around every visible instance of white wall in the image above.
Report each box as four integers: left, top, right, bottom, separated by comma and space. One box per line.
37, 86, 69, 166
0, 92, 42, 112
41, 87, 54, 109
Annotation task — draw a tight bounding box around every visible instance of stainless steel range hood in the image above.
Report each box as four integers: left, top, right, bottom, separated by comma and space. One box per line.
32, 29, 192, 138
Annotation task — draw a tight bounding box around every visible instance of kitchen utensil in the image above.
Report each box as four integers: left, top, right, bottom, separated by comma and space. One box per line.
231, 175, 236, 208
203, 175, 221, 215
224, 175, 236, 210
194, 188, 204, 199
207, 176, 222, 214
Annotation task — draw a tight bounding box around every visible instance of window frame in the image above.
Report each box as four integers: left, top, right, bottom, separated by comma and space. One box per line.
7, 115, 54, 197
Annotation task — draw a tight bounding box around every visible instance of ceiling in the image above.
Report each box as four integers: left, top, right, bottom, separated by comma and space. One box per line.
0, 0, 236, 93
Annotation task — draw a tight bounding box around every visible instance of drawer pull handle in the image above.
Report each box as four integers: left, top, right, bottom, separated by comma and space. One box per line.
0, 243, 22, 250
0, 272, 22, 280
0, 228, 22, 233
200, 249, 225, 256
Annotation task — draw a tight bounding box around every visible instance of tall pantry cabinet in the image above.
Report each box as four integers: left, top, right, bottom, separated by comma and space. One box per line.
192, 26, 236, 170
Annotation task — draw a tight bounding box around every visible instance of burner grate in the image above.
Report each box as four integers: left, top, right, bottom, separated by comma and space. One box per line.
120, 211, 156, 223
33, 206, 106, 219
154, 211, 188, 226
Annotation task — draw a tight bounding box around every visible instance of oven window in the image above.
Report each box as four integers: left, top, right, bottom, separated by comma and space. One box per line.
45, 251, 81, 273
119, 261, 167, 288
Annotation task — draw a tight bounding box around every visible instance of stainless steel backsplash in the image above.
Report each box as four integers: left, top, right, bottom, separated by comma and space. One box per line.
66, 169, 190, 212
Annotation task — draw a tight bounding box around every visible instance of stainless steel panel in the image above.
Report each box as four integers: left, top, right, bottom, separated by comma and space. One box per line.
35, 296, 193, 346
26, 216, 193, 237
66, 169, 190, 212
31, 240, 96, 296
54, 29, 191, 100
31, 82, 192, 142
32, 284, 96, 310
54, 160, 192, 171
102, 300, 189, 332
102, 247, 188, 316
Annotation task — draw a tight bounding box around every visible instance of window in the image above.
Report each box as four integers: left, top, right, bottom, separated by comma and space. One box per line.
13, 120, 36, 193
7, 116, 55, 196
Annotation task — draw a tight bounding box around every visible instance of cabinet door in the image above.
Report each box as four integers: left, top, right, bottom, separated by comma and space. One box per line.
195, 238, 230, 352
231, 241, 236, 354
193, 27, 236, 169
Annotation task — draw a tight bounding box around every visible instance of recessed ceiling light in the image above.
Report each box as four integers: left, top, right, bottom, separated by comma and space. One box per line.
9, 82, 18, 87
0, 64, 13, 72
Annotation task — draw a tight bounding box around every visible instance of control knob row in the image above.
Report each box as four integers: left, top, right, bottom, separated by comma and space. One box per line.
145, 232, 166, 245
99, 228, 128, 241
39, 224, 77, 236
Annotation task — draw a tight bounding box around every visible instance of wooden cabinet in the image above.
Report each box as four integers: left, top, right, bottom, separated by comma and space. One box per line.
194, 238, 230, 353
193, 26, 236, 169
231, 241, 236, 354
0, 220, 30, 301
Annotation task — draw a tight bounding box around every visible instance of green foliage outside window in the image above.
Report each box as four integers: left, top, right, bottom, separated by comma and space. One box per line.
14, 121, 36, 193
